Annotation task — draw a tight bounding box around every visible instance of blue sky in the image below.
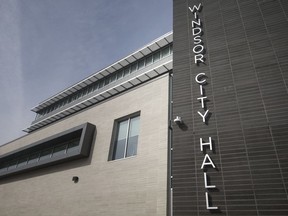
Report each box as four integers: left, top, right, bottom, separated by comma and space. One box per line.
0, 0, 172, 145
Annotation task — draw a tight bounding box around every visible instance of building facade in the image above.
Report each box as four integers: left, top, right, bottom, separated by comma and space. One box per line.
1, 1, 288, 216
172, 0, 288, 216
0, 33, 172, 216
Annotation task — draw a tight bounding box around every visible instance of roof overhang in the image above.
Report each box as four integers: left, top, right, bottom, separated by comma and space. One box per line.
31, 32, 173, 113
24, 57, 172, 133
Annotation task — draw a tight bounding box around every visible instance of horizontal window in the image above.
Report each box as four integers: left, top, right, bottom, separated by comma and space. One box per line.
0, 123, 95, 179
35, 44, 172, 119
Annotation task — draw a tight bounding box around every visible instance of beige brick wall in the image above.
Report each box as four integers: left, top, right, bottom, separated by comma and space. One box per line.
0, 74, 169, 216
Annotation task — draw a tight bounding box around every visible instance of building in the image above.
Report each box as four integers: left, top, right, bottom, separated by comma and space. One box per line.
1, 1, 288, 216
0, 32, 172, 216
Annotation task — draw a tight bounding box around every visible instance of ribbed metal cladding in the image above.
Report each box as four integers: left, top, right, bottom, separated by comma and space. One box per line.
172, 0, 288, 215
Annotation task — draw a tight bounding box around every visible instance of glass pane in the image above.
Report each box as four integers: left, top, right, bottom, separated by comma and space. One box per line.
113, 120, 128, 160
110, 73, 117, 83
153, 51, 160, 62
126, 116, 140, 157
39, 148, 53, 161
129, 116, 140, 137
105, 77, 110, 85
117, 70, 124, 79
161, 46, 170, 58
124, 67, 130, 76
138, 59, 145, 69
99, 80, 104, 88
17, 157, 28, 167
146, 55, 153, 65
84, 88, 89, 96
8, 161, 17, 170
126, 136, 138, 157
28, 153, 39, 164
87, 85, 93, 94
0, 164, 8, 173
52, 144, 67, 157
130, 64, 137, 73
68, 96, 73, 103
67, 139, 80, 153
72, 94, 77, 101
117, 120, 129, 141
113, 139, 126, 160
93, 82, 99, 91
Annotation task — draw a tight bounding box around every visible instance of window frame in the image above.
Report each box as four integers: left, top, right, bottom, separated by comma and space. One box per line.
108, 111, 140, 161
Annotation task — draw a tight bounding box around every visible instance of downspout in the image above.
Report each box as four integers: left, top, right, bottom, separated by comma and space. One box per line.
167, 70, 173, 216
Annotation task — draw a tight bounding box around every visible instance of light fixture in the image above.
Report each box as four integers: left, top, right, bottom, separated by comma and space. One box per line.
72, 176, 79, 183
174, 116, 183, 125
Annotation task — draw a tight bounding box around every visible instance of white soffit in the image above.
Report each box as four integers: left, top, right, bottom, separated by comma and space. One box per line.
106, 67, 116, 73
141, 47, 152, 55
126, 55, 137, 63
133, 52, 144, 59
112, 63, 122, 70
146, 70, 159, 78
148, 43, 160, 51
118, 59, 129, 67
129, 78, 141, 85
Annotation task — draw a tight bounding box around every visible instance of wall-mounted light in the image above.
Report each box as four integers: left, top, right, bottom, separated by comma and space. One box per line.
72, 176, 79, 183
174, 116, 183, 125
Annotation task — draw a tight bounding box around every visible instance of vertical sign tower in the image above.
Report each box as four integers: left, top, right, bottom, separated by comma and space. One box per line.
172, 0, 288, 215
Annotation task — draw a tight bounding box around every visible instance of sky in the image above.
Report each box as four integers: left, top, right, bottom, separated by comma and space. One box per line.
0, 0, 172, 145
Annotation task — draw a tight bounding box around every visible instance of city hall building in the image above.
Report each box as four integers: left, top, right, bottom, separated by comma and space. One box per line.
1, 1, 288, 215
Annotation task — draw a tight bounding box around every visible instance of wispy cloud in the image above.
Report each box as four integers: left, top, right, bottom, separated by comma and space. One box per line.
0, 0, 30, 145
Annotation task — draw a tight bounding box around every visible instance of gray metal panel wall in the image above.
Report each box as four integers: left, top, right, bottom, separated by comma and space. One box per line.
172, 0, 288, 215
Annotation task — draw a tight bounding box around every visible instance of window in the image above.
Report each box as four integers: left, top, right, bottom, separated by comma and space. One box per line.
39, 149, 52, 161
110, 114, 140, 160
8, 161, 17, 170
0, 164, 7, 173
52, 144, 67, 157
138, 59, 145, 69
35, 43, 173, 119
99, 79, 104, 88
105, 77, 110, 85
124, 67, 130, 76
67, 138, 80, 153
146, 55, 153, 65
117, 70, 124, 79
130, 63, 137, 73
110, 73, 117, 83
28, 152, 40, 164
17, 157, 28, 167
153, 51, 160, 62
161, 46, 170, 58
0, 123, 95, 179
93, 82, 99, 91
